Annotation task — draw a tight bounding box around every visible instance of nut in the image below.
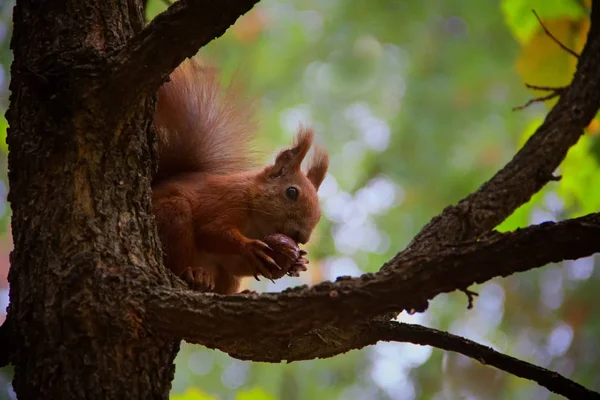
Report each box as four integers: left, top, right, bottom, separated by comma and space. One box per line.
262, 233, 304, 279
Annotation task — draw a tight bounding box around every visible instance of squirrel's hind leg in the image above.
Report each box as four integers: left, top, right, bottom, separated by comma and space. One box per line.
153, 195, 218, 291
213, 268, 242, 295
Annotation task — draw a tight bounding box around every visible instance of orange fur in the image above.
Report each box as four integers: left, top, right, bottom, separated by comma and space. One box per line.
152, 59, 329, 294
153, 59, 259, 184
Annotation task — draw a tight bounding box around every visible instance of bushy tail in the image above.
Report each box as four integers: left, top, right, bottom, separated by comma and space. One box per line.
153, 59, 258, 184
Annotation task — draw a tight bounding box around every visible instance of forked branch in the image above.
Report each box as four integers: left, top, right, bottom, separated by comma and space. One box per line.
107, 0, 259, 113
513, 84, 567, 111
512, 10, 583, 111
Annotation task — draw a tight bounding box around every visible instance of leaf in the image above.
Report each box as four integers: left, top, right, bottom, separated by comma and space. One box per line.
557, 134, 600, 217
501, 0, 585, 44
145, 0, 169, 21
235, 388, 277, 400
496, 117, 545, 232
170, 388, 218, 400
586, 113, 600, 136
515, 18, 584, 94
0, 115, 6, 154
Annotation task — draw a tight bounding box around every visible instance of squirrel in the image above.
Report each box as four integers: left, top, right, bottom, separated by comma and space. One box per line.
151, 59, 329, 295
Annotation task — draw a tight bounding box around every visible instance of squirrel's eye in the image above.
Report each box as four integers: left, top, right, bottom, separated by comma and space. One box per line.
285, 187, 299, 201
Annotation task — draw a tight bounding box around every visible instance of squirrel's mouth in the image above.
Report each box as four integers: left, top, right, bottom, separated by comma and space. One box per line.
294, 231, 309, 245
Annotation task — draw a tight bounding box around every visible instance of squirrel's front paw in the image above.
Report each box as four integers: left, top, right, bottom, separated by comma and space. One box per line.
244, 239, 281, 281
287, 250, 309, 277
262, 234, 309, 279
181, 267, 215, 292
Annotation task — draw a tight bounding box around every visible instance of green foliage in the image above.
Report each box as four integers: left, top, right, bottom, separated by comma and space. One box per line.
501, 0, 586, 43
0, 115, 7, 155
170, 386, 277, 400
171, 388, 218, 400
235, 388, 276, 400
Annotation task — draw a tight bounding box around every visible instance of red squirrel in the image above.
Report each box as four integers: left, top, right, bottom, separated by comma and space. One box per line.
151, 59, 329, 295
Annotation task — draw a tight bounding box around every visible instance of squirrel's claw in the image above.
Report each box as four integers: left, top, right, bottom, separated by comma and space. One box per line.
286, 253, 309, 277
245, 239, 283, 280
181, 267, 215, 292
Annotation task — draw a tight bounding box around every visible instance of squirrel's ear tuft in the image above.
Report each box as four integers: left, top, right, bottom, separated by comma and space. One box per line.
306, 144, 329, 190
267, 126, 314, 178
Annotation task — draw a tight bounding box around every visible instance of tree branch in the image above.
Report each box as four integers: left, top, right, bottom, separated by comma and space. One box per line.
146, 213, 600, 353
374, 322, 600, 400
400, 3, 600, 250
107, 0, 259, 112
166, 319, 600, 399
532, 10, 580, 58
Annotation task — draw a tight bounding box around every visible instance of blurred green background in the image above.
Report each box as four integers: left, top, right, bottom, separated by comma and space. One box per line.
1, 0, 600, 399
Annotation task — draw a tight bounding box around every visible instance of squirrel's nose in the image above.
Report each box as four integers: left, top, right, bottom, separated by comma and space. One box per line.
294, 231, 309, 244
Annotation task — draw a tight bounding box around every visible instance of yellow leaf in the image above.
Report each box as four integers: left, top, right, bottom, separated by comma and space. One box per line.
516, 18, 582, 92
171, 388, 219, 400
0, 116, 7, 155
236, 388, 276, 400
586, 117, 600, 135
568, 18, 590, 74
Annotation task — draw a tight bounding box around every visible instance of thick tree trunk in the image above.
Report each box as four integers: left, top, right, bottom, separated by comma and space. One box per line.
5, 0, 180, 398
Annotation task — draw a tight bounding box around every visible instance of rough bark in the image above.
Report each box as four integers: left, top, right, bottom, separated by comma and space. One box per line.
5, 0, 261, 397
2, 0, 600, 399
2, 0, 250, 398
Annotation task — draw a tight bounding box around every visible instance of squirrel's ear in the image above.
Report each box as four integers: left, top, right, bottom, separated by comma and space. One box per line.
267, 126, 314, 178
306, 144, 329, 190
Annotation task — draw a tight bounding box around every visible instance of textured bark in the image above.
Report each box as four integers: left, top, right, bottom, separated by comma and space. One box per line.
6, 0, 260, 397
6, 0, 184, 399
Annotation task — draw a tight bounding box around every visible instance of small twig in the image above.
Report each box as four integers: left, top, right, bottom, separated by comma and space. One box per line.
532, 10, 580, 58
513, 10, 582, 111
461, 288, 479, 309
525, 83, 568, 92
513, 86, 566, 111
